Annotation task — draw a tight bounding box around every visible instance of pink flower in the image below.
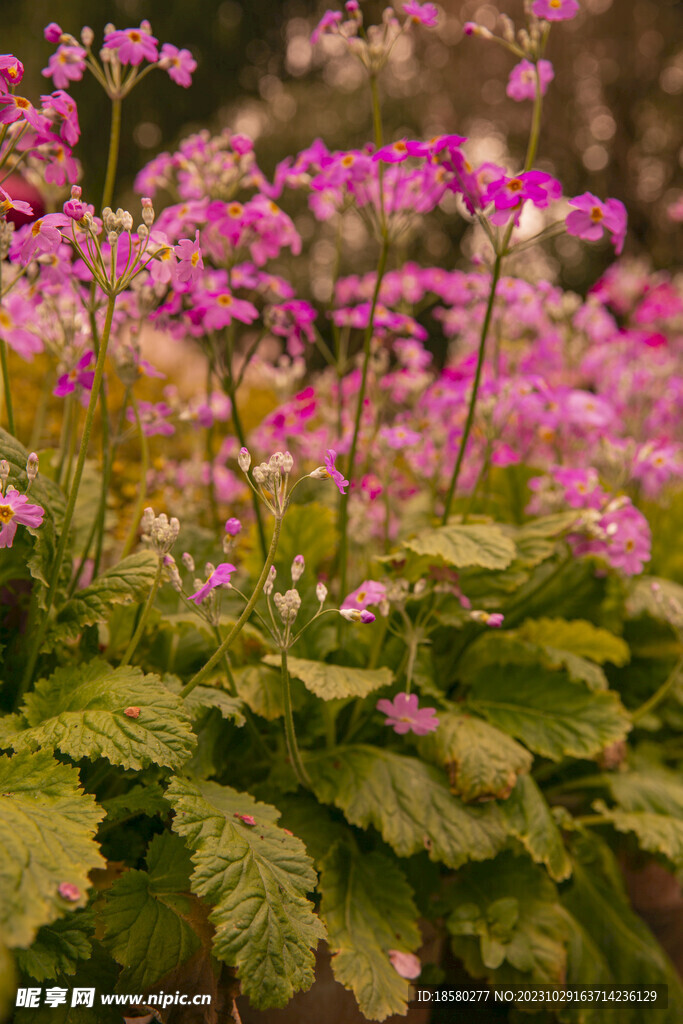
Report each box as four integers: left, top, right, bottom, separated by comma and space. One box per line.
0, 186, 33, 219
225, 517, 242, 536
403, 1, 439, 27
484, 171, 562, 225
188, 562, 237, 604
159, 43, 197, 88
340, 608, 376, 623
566, 193, 627, 255
42, 89, 80, 147
342, 579, 387, 611
323, 449, 349, 494
373, 139, 411, 164
174, 230, 203, 284
470, 610, 505, 627
44, 23, 63, 44
0, 487, 45, 548
506, 59, 554, 102
0, 94, 34, 125
388, 950, 422, 980
42, 45, 86, 90
311, 10, 343, 45
0, 56, 24, 92
19, 212, 69, 264
379, 425, 421, 449
54, 351, 95, 397
532, 0, 580, 21
126, 400, 175, 437
57, 882, 80, 902
103, 26, 159, 66
377, 692, 439, 736
199, 290, 259, 330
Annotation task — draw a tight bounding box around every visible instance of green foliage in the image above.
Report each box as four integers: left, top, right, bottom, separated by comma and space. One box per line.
15, 910, 93, 982
9, 660, 196, 770
0, 751, 104, 948
404, 522, 517, 570
516, 618, 630, 666
234, 663, 284, 719
466, 664, 631, 760
100, 832, 202, 990
592, 801, 683, 866
309, 745, 507, 867
166, 777, 326, 1008
267, 655, 392, 700
500, 775, 572, 881
319, 839, 421, 1021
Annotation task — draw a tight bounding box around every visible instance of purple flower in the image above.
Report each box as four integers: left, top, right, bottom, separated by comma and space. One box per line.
225, 517, 242, 536
532, 0, 580, 21
159, 43, 197, 88
403, 1, 439, 27
566, 193, 627, 255
103, 25, 159, 66
0, 487, 45, 548
323, 449, 349, 495
44, 23, 63, 44
506, 59, 554, 102
54, 351, 95, 397
342, 579, 386, 611
376, 692, 439, 736
189, 562, 237, 604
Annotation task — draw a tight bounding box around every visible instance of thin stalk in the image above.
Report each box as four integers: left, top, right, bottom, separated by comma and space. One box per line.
223, 369, 267, 560
0, 339, 14, 435
28, 369, 54, 451
18, 293, 118, 698
181, 515, 282, 698
120, 394, 149, 559
632, 656, 683, 723
101, 98, 122, 210
281, 649, 311, 787
441, 254, 502, 523
524, 64, 544, 172
119, 558, 164, 666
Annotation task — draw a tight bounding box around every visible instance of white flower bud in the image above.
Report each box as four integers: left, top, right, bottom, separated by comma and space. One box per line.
263, 564, 277, 596
26, 452, 39, 482
238, 447, 251, 472
316, 582, 328, 604
181, 552, 195, 572
81, 26, 94, 47
0, 459, 9, 483
291, 554, 305, 582
282, 451, 294, 474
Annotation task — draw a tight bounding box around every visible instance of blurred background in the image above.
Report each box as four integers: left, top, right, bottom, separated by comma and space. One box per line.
5, 0, 683, 291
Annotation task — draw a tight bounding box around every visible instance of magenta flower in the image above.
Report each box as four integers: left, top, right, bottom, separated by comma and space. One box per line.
188, 562, 237, 604
532, 0, 580, 21
0, 94, 34, 125
42, 45, 86, 90
159, 43, 197, 88
19, 213, 69, 264
199, 290, 259, 330
44, 23, 63, 44
566, 193, 627, 255
0, 187, 33, 219
377, 692, 439, 736
323, 449, 349, 495
174, 229, 203, 284
403, 1, 439, 27
311, 10, 343, 45
54, 351, 95, 397
506, 59, 554, 102
0, 487, 45, 549
373, 139, 412, 164
0, 55, 24, 92
388, 950, 422, 979
342, 579, 387, 611
340, 608, 376, 623
103, 26, 159, 66
225, 517, 242, 536
42, 89, 80, 147
484, 170, 562, 225
470, 610, 505, 628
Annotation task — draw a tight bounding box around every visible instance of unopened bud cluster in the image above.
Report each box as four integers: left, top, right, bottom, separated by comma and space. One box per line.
273, 588, 302, 625
239, 447, 294, 515
141, 507, 180, 555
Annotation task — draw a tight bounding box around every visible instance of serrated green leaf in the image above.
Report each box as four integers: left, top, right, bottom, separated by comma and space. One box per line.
500, 775, 572, 881
445, 852, 568, 984
309, 745, 507, 868
417, 711, 532, 802
100, 783, 169, 829
466, 665, 631, 761
404, 523, 516, 570
0, 750, 104, 948
13, 941, 121, 1024
276, 795, 351, 866
164, 674, 246, 726
320, 841, 420, 1021
101, 832, 201, 990
608, 767, 683, 817
592, 800, 683, 866
11, 660, 195, 770
265, 655, 392, 701
44, 552, 159, 650
517, 618, 630, 666
15, 909, 93, 982
167, 778, 325, 1009
234, 663, 283, 720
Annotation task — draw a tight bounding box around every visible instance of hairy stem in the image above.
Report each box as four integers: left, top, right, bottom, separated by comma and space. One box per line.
101, 98, 122, 210
281, 648, 311, 787
119, 558, 164, 666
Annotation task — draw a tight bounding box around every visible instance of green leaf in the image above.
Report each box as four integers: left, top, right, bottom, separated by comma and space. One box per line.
265, 655, 392, 701
234, 663, 283, 720
445, 852, 568, 984
101, 832, 201, 990
499, 775, 572, 882
517, 618, 630, 666
608, 767, 683, 817
561, 833, 683, 1022
164, 674, 246, 726
404, 523, 516, 570
13, 941, 121, 1024
11, 660, 195, 770
592, 800, 683, 866
320, 840, 421, 1021
100, 783, 169, 828
417, 711, 532, 802
0, 750, 104, 948
276, 795, 351, 866
166, 777, 325, 1009
466, 665, 631, 761
15, 910, 93, 982
44, 552, 159, 650
309, 746, 507, 868
0, 942, 15, 1022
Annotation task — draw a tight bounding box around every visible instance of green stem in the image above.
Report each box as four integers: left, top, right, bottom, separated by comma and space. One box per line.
281, 648, 311, 787
101, 97, 122, 210
573, 814, 611, 828
524, 64, 544, 172
369, 74, 384, 149
224, 372, 268, 560
441, 254, 502, 523
181, 515, 282, 698
0, 338, 14, 436
119, 558, 164, 666
631, 656, 683, 723
120, 394, 149, 559
18, 293, 118, 698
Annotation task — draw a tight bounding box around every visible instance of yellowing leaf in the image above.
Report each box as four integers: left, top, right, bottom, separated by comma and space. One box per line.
404, 523, 516, 570
265, 655, 392, 701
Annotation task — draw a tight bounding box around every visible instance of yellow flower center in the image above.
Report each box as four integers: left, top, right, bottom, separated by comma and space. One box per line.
507, 178, 523, 192
550, 0, 562, 7
590, 206, 604, 222
190, 251, 200, 266
0, 310, 12, 329
217, 294, 233, 307
129, 31, 142, 42
0, 504, 14, 524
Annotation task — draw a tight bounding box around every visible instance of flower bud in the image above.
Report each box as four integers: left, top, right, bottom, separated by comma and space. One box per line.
141, 196, 155, 227
263, 564, 277, 596
282, 451, 294, 474
291, 554, 305, 582
316, 581, 328, 604
181, 551, 195, 572
26, 452, 39, 481
81, 26, 94, 47
238, 447, 251, 472
0, 459, 9, 484
225, 517, 242, 536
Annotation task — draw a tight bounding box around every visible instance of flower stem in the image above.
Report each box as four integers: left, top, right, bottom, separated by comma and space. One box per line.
18, 293, 118, 698
181, 515, 282, 698
631, 656, 683, 723
281, 648, 311, 787
120, 394, 149, 559
101, 98, 122, 210
0, 338, 14, 436
119, 558, 164, 666
524, 64, 544, 172
441, 254, 502, 523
